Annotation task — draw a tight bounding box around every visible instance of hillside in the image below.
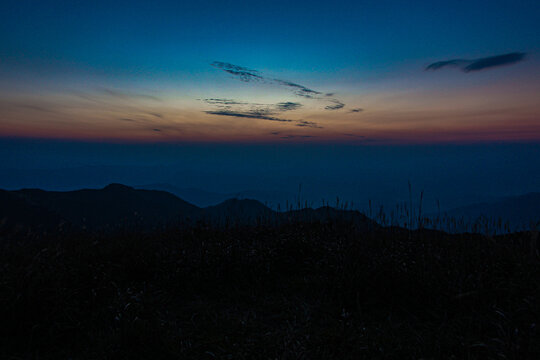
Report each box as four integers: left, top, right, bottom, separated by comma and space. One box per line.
12, 184, 202, 230
1, 221, 538, 358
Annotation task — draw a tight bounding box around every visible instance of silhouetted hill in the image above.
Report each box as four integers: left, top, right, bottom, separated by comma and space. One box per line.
136, 183, 229, 207
137, 183, 294, 208
203, 198, 276, 224
1, 184, 380, 232
13, 184, 201, 230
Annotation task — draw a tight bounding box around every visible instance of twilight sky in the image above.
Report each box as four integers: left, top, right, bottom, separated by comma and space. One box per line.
1, 0, 539, 143
1, 0, 540, 210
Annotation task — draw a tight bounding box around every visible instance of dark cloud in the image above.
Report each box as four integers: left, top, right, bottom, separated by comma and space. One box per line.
148, 112, 163, 118
425, 59, 469, 71
296, 120, 322, 128
205, 110, 293, 123
202, 98, 250, 106
278, 135, 315, 139
205, 110, 323, 129
325, 99, 345, 110
426, 52, 526, 72
273, 79, 322, 98
343, 133, 366, 138
349, 108, 364, 113
463, 52, 526, 72
211, 61, 344, 107
209, 61, 344, 129
275, 102, 303, 111
211, 61, 264, 82
153, 128, 161, 132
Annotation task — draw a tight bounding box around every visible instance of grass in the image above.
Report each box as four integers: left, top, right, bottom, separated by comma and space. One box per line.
0, 221, 539, 359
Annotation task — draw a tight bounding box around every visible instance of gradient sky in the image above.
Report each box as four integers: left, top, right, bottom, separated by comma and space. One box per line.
1, 0, 539, 143
1, 0, 540, 210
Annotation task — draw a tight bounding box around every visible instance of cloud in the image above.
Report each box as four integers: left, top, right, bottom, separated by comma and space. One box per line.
211, 61, 264, 82
343, 133, 365, 138
463, 52, 526, 72
277, 135, 315, 139
426, 52, 526, 72
275, 102, 303, 111
203, 98, 312, 126
273, 79, 322, 98
148, 112, 164, 118
206, 110, 323, 128
202, 98, 250, 106
296, 120, 323, 128
153, 128, 161, 132
211, 61, 345, 108
425, 59, 470, 71
205, 110, 293, 123
208, 61, 343, 129
269, 131, 314, 139
349, 108, 364, 113
325, 99, 345, 110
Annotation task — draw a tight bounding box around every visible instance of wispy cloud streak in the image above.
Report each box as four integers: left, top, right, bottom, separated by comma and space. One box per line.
276, 102, 303, 111
211, 61, 347, 111
426, 52, 526, 72
211, 62, 264, 82
205, 110, 322, 128
205, 110, 293, 123
325, 99, 345, 110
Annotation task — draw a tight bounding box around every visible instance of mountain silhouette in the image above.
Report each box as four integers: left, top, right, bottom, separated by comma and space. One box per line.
203, 198, 276, 225
12, 184, 201, 230
1, 184, 380, 233
430, 192, 540, 232
136, 183, 229, 207
136, 183, 294, 208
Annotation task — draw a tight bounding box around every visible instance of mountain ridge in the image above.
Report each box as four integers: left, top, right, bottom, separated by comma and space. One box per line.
2, 184, 538, 234
1, 184, 378, 232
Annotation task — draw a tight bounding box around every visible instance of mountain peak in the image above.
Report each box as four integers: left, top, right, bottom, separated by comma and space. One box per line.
103, 183, 134, 191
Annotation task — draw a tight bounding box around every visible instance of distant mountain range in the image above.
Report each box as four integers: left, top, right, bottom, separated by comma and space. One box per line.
1, 184, 538, 234
0, 184, 377, 233
430, 192, 540, 232
136, 183, 294, 208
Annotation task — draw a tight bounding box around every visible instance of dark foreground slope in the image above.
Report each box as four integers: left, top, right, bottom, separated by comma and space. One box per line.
1, 223, 538, 359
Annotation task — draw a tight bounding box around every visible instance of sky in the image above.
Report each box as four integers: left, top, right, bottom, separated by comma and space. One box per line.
1, 0, 539, 143
1, 0, 539, 209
